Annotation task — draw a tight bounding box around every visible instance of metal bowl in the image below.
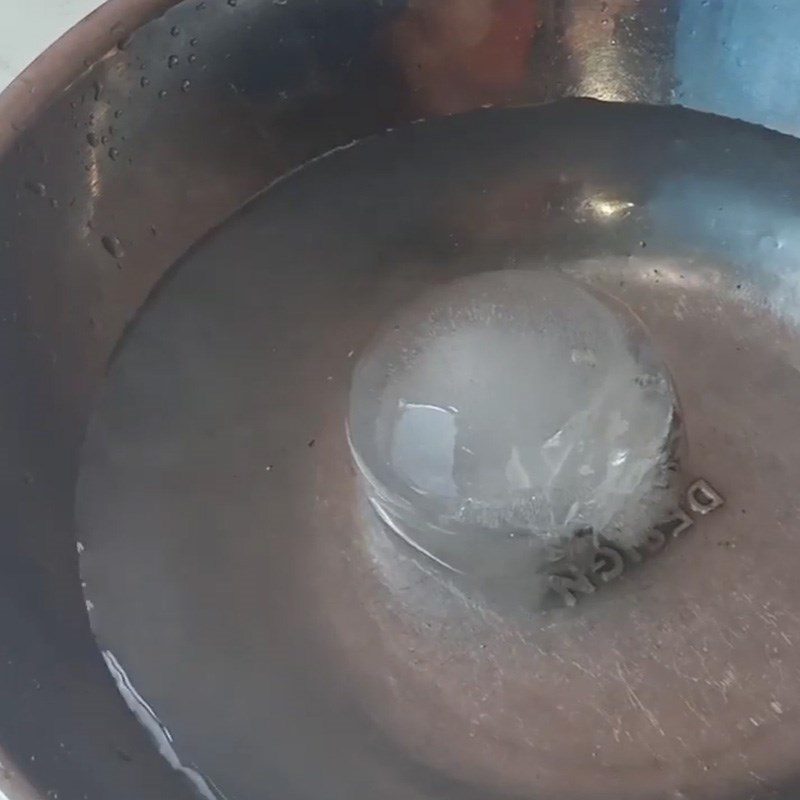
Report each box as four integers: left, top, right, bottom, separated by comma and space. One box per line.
3, 1, 800, 798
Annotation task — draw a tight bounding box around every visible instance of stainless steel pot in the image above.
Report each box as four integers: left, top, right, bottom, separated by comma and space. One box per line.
3, 1, 800, 798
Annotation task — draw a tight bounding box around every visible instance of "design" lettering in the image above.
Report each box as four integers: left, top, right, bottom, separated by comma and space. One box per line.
546, 479, 724, 607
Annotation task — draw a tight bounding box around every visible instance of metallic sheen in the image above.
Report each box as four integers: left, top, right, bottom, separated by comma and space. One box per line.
1, 1, 800, 798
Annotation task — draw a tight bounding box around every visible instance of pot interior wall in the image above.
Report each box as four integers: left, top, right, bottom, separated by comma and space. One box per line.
1, 1, 800, 798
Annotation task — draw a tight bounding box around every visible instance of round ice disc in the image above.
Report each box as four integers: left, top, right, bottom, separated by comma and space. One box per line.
348, 269, 681, 586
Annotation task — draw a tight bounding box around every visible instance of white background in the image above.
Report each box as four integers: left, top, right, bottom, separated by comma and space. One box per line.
0, 0, 103, 92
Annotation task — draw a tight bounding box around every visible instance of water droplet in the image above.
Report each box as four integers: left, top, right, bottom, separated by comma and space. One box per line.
114, 109, 123, 118
140, 76, 150, 87
180, 79, 191, 93
25, 181, 46, 197
168, 55, 179, 68
170, 25, 180, 36
100, 134, 108, 144
108, 147, 119, 160
101, 235, 124, 258
758, 233, 782, 251
227, 0, 237, 6
188, 53, 197, 63
93, 81, 102, 101
571, 348, 597, 367
158, 89, 167, 99
117, 34, 132, 51
196, 0, 206, 8
189, 37, 198, 46
273, 0, 288, 5
49, 197, 59, 209
86, 132, 98, 147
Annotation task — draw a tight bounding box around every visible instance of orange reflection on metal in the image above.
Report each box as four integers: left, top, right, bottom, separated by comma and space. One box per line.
389, 0, 540, 115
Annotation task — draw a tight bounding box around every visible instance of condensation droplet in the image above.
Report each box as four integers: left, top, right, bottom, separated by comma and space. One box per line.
140, 76, 150, 87
101, 235, 124, 259
188, 53, 197, 64
168, 55, 179, 68
158, 89, 168, 99
758, 233, 782, 251
25, 181, 46, 197
108, 147, 119, 161
170, 25, 180, 36
86, 132, 98, 147
180, 79, 191, 93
